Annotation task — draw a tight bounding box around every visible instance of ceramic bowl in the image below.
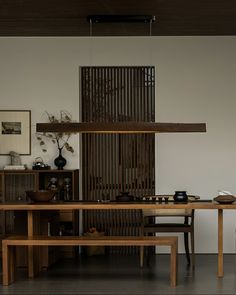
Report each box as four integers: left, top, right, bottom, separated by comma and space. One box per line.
116, 192, 134, 202
26, 190, 55, 202
213, 195, 236, 204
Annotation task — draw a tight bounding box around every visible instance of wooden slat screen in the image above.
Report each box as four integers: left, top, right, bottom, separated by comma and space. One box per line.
81, 66, 155, 254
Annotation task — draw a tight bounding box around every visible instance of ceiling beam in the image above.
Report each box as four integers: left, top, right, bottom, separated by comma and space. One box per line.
36, 122, 206, 134
0, 0, 236, 36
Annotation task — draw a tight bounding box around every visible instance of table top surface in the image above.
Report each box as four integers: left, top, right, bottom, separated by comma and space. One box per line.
0, 200, 236, 210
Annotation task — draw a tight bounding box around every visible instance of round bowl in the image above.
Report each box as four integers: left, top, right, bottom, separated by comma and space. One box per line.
116, 192, 134, 202
26, 190, 55, 202
214, 194, 236, 204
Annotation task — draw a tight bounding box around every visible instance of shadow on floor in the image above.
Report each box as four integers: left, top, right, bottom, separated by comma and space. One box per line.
0, 254, 236, 294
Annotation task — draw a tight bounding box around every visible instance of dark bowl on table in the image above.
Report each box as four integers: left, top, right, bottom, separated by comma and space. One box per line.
26, 190, 55, 202
116, 192, 135, 202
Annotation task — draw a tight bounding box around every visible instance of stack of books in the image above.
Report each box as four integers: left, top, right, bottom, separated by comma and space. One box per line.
4, 165, 26, 170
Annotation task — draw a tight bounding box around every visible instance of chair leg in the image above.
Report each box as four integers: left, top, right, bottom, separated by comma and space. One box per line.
140, 245, 153, 267
190, 230, 195, 269
184, 232, 190, 265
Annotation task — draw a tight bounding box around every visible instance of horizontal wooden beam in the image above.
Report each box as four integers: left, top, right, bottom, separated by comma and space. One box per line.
36, 122, 206, 134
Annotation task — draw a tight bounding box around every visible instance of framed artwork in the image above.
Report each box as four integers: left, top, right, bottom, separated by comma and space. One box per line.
0, 110, 31, 155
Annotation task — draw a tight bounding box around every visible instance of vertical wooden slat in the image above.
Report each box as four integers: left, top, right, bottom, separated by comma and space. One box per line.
117, 79, 121, 197
138, 67, 141, 121
111, 68, 115, 199
145, 67, 148, 122
152, 67, 155, 121
107, 68, 110, 199
81, 66, 155, 254
105, 68, 109, 199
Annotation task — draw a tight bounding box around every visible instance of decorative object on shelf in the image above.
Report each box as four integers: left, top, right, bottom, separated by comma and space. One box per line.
54, 147, 67, 170
36, 110, 75, 169
173, 191, 188, 203
4, 151, 26, 170
32, 157, 50, 170
48, 177, 57, 190
9, 151, 22, 165
64, 177, 71, 201
26, 190, 55, 202
47, 177, 58, 200
4, 165, 26, 170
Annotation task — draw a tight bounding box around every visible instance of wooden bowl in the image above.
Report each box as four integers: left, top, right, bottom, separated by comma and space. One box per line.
214, 195, 236, 204
26, 190, 55, 202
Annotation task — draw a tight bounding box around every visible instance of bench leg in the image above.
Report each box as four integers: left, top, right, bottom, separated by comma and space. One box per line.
9, 245, 16, 284
140, 246, 144, 267
2, 244, 15, 286
2, 242, 9, 286
170, 242, 178, 287
28, 246, 35, 278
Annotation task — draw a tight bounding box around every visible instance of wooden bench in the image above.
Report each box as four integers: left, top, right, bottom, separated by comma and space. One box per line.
2, 235, 178, 287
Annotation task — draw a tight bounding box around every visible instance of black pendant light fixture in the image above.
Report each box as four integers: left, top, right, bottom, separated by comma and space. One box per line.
87, 14, 156, 36
36, 15, 206, 134
86, 15, 156, 23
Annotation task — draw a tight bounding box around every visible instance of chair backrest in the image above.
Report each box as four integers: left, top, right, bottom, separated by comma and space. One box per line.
142, 195, 199, 218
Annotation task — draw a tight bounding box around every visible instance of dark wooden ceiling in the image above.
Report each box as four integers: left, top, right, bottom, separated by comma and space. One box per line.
1, 0, 236, 36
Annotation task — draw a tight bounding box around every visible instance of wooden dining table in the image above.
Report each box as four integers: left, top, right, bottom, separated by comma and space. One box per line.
0, 200, 235, 279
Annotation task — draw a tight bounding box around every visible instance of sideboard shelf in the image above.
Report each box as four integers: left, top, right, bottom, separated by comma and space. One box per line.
0, 169, 79, 265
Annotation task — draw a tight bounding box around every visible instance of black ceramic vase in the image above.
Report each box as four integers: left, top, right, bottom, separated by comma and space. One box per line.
54, 148, 67, 170
173, 191, 188, 203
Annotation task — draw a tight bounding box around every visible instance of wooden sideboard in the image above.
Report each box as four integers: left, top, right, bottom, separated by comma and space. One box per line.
0, 169, 79, 265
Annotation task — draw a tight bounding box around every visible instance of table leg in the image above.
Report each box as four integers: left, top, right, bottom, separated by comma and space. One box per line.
2, 241, 9, 285
27, 210, 40, 278
28, 210, 34, 278
218, 209, 223, 277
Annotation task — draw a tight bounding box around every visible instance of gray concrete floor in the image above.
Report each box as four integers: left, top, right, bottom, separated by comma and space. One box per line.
1, 254, 236, 294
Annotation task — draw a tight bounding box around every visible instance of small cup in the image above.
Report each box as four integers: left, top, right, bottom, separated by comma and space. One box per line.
164, 196, 169, 203
158, 196, 163, 203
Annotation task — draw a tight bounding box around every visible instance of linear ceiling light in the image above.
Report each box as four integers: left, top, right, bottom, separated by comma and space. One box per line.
36, 122, 206, 134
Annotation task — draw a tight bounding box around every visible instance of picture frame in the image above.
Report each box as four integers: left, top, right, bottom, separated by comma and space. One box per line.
0, 110, 31, 155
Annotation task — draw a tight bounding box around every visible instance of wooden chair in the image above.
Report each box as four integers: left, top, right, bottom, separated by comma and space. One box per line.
140, 195, 198, 269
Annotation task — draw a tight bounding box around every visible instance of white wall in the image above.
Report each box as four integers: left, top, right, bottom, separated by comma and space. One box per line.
0, 36, 236, 253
